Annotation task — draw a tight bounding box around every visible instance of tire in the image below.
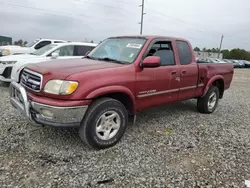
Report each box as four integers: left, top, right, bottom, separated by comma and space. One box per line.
79, 97, 128, 149
197, 85, 219, 114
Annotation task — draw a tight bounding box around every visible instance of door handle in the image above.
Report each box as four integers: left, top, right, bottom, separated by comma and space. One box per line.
182, 70, 187, 74
176, 77, 180, 81
171, 71, 177, 75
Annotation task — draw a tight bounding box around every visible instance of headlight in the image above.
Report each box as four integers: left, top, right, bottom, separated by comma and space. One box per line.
0, 61, 17, 65
44, 80, 79, 95
1, 49, 10, 56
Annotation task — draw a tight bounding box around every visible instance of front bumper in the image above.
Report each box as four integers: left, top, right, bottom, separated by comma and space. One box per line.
0, 75, 13, 82
9, 82, 88, 127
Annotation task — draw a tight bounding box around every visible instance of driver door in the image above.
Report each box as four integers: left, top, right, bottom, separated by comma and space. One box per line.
136, 39, 180, 110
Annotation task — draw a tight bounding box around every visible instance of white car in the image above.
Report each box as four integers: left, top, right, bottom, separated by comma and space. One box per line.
0, 38, 66, 56
0, 42, 97, 82
198, 57, 226, 64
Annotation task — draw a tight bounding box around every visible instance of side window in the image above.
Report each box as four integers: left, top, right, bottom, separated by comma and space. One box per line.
146, 41, 175, 66
52, 45, 74, 56
34, 41, 51, 50
74, 45, 95, 56
176, 41, 192, 65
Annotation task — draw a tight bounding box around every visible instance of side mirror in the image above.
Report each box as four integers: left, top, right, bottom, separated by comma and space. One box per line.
51, 52, 59, 59
142, 56, 160, 68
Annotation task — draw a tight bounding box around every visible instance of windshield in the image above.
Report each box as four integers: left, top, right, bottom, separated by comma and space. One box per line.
31, 44, 57, 56
87, 37, 147, 64
26, 39, 40, 47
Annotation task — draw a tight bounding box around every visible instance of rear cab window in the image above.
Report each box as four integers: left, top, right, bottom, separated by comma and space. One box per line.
176, 40, 192, 65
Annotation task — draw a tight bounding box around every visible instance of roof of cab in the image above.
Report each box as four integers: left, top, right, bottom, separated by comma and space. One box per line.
110, 35, 187, 41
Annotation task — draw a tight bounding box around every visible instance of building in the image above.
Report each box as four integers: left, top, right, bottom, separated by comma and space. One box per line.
0, 36, 12, 46
194, 51, 223, 59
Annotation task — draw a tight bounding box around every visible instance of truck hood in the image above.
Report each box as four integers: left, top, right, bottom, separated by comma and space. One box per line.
27, 58, 124, 79
0, 54, 37, 61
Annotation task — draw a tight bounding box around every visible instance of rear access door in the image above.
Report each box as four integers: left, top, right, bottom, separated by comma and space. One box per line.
175, 40, 199, 101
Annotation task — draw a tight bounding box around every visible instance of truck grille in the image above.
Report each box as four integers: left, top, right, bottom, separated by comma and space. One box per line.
20, 69, 42, 92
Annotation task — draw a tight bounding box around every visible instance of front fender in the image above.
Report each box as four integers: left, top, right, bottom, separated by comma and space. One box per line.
202, 75, 224, 97
86, 85, 136, 113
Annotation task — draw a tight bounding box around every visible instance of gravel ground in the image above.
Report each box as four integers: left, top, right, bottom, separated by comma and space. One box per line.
1, 69, 250, 188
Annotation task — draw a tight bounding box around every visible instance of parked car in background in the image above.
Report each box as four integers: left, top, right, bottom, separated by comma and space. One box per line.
209, 58, 227, 63
242, 60, 250, 68
0, 42, 97, 82
10, 35, 234, 149
0, 39, 66, 56
197, 57, 226, 64
197, 57, 210, 63
229, 60, 240, 68
223, 59, 236, 67
237, 60, 245, 68
223, 59, 232, 63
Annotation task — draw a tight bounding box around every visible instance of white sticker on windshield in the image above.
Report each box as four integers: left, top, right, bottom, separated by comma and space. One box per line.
129, 53, 134, 58
126, 43, 142, 49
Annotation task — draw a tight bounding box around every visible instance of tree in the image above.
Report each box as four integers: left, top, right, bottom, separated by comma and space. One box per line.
13, 39, 28, 47
194, 47, 200, 51
211, 48, 217, 53
220, 48, 250, 60
196, 47, 250, 60
221, 49, 230, 59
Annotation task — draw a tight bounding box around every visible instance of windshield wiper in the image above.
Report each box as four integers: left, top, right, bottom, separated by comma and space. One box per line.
84, 55, 95, 60
97, 57, 125, 64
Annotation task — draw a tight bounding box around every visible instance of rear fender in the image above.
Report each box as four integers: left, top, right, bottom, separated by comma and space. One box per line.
202, 75, 224, 97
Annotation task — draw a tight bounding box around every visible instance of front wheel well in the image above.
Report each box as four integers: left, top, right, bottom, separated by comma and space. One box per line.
212, 79, 224, 98
95, 92, 135, 115
18, 69, 24, 82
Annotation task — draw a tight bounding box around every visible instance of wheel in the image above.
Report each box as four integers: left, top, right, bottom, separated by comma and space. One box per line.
79, 97, 128, 149
197, 85, 219, 114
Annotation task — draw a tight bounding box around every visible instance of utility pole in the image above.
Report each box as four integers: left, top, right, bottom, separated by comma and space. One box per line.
139, 0, 146, 34
218, 35, 224, 58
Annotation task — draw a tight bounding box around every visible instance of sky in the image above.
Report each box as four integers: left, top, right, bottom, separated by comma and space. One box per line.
1, 0, 250, 50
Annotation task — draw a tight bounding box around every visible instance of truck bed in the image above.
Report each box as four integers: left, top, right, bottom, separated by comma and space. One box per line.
198, 63, 234, 91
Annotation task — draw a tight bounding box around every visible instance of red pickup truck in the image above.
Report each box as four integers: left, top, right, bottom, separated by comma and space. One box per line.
10, 35, 234, 149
